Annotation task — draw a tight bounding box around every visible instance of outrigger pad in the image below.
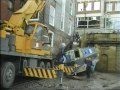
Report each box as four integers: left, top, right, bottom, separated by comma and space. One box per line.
24, 68, 57, 79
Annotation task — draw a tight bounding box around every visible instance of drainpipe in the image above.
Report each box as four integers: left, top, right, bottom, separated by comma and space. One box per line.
101, 0, 105, 32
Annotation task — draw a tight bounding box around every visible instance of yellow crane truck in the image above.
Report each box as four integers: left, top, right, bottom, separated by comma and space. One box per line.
0, 0, 55, 88
0, 0, 100, 89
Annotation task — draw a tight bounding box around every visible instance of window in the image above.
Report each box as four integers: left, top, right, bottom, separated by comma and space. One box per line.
49, 5, 55, 26
115, 2, 120, 11
89, 16, 100, 28
70, 3, 73, 15
106, 3, 113, 12
26, 25, 49, 49
68, 20, 72, 35
106, 17, 120, 30
34, 26, 43, 41
61, 17, 64, 31
77, 17, 87, 28
77, 16, 100, 28
86, 2, 92, 11
61, 0, 66, 31
48, 30, 54, 47
78, 3, 84, 11
94, 2, 100, 10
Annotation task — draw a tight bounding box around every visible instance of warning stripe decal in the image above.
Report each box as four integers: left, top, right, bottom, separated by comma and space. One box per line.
53, 66, 75, 75
24, 68, 57, 79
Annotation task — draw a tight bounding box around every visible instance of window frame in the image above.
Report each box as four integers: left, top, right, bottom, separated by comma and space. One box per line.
94, 2, 100, 10
77, 16, 100, 29
86, 2, 92, 11
48, 30, 54, 47
115, 2, 120, 11
78, 3, 84, 12
106, 2, 113, 12
49, 5, 55, 26
68, 20, 72, 35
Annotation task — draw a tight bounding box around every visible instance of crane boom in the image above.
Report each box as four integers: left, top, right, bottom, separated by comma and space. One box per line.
7, 0, 45, 28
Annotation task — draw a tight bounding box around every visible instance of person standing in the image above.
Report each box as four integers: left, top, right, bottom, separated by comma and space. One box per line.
85, 58, 92, 79
59, 43, 66, 63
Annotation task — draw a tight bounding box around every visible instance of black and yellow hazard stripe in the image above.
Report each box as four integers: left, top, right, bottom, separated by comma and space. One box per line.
53, 66, 74, 75
63, 66, 74, 75
24, 68, 57, 78
53, 66, 59, 70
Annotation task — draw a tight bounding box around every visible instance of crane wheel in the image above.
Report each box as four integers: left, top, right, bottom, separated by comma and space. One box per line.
1, 62, 15, 89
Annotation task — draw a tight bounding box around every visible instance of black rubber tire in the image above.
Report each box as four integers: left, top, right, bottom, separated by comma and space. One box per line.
46, 62, 51, 68
1, 62, 15, 89
39, 61, 45, 68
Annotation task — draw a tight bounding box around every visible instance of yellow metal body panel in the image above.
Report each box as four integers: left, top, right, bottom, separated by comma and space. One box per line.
0, 30, 7, 38
24, 37, 31, 53
13, 28, 24, 36
15, 34, 50, 55
15, 35, 26, 53
31, 49, 50, 56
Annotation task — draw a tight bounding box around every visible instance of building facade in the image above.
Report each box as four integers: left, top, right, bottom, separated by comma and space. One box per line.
76, 0, 120, 73
44, 0, 76, 56
76, 0, 120, 35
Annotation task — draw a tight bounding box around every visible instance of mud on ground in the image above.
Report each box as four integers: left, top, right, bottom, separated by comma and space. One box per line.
9, 72, 120, 90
